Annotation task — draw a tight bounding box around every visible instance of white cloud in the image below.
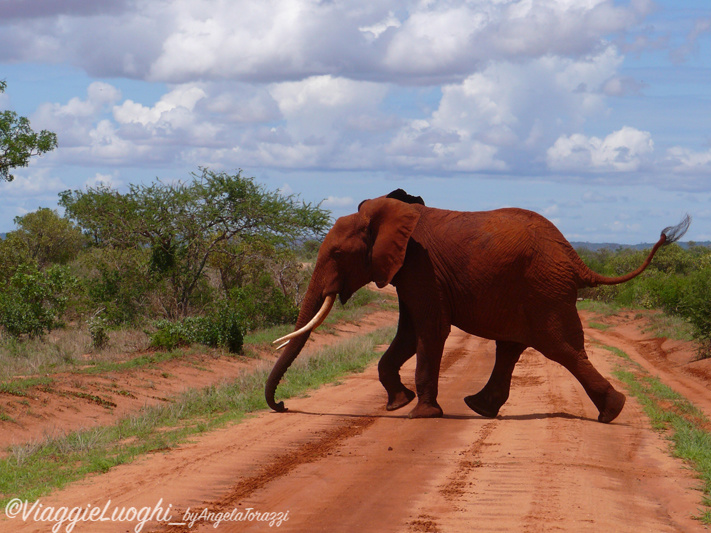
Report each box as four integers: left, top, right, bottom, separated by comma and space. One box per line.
359, 11, 400, 40
0, 0, 651, 84
31, 82, 122, 147
666, 146, 711, 172
547, 126, 654, 172
3, 168, 66, 198
267, 75, 389, 157
323, 196, 354, 208
113, 85, 206, 126
85, 171, 123, 189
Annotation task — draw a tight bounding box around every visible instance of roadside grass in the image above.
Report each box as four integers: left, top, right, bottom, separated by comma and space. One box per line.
0, 324, 396, 507
0, 328, 150, 381
0, 377, 54, 397
641, 313, 696, 343
576, 299, 622, 316
588, 322, 612, 332
578, 299, 696, 342
599, 343, 711, 524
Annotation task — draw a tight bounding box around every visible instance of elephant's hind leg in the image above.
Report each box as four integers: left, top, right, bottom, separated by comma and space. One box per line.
464, 341, 525, 418
378, 304, 417, 411
535, 309, 625, 423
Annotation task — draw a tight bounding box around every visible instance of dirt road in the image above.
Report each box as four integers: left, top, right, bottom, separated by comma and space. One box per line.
5, 307, 710, 533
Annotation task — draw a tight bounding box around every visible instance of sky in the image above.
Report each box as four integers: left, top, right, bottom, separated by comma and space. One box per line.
1, 0, 710, 243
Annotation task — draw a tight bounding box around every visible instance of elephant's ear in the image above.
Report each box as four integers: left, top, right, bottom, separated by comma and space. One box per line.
360, 198, 421, 288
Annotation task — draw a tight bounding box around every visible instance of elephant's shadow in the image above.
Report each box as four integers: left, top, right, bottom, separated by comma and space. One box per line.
283, 409, 596, 423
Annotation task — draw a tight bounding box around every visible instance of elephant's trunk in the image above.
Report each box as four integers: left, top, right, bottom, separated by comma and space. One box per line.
265, 287, 335, 412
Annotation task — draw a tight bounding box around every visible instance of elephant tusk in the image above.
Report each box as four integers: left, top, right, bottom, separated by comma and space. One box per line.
272, 294, 335, 347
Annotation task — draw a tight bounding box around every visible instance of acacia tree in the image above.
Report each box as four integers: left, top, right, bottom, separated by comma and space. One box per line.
9, 208, 86, 268
0, 81, 58, 181
59, 168, 330, 318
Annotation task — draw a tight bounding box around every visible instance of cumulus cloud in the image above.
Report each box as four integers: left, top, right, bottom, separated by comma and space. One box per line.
0, 0, 130, 19
547, 126, 654, 172
666, 146, 711, 172
32, 82, 122, 147
0, 0, 651, 84
3, 168, 66, 198
323, 196, 354, 209
601, 76, 646, 96
85, 171, 123, 189
2, 0, 688, 184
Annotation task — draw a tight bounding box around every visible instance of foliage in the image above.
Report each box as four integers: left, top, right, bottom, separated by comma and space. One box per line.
150, 310, 245, 354
0, 81, 58, 182
578, 243, 711, 353
59, 168, 330, 318
0, 264, 77, 337
76, 247, 156, 325
9, 208, 85, 268
229, 273, 299, 330
87, 310, 110, 350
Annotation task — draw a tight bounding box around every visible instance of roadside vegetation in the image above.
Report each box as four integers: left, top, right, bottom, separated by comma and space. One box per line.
578, 243, 711, 523
0, 169, 329, 378
577, 243, 711, 356
598, 344, 711, 524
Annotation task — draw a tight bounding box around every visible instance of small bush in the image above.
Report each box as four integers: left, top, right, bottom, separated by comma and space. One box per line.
87, 312, 110, 350
0, 264, 77, 337
229, 275, 298, 331
149, 319, 199, 351
199, 304, 244, 353
150, 307, 245, 354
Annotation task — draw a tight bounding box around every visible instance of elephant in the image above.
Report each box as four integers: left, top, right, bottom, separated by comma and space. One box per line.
265, 190, 690, 423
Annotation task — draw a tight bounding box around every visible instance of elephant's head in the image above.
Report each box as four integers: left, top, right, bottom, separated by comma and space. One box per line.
265, 196, 421, 412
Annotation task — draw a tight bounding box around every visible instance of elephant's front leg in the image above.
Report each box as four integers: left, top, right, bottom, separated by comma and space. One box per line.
378, 304, 417, 411
464, 340, 526, 418
408, 334, 447, 419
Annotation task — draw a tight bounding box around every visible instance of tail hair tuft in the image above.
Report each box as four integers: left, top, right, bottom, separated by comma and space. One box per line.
661, 213, 691, 244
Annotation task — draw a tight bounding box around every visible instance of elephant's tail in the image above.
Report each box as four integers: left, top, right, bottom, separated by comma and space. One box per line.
576, 214, 691, 288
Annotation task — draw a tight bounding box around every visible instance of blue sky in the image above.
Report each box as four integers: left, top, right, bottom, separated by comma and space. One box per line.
1, 0, 710, 243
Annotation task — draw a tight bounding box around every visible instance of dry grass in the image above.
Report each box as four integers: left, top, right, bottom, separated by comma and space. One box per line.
0, 326, 151, 381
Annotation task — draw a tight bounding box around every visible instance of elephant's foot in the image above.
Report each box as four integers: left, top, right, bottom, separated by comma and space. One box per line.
408, 401, 443, 419
463, 391, 504, 419
597, 389, 626, 423
386, 388, 416, 411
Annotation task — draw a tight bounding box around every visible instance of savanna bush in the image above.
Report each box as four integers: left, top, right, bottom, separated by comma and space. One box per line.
150, 309, 244, 354
578, 243, 711, 352
0, 264, 77, 337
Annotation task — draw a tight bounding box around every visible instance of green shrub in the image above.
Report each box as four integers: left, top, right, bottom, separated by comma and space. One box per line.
229, 274, 298, 331
199, 304, 244, 353
78, 247, 155, 325
0, 264, 77, 337
681, 269, 711, 344
149, 319, 200, 351
88, 311, 110, 350
150, 307, 245, 354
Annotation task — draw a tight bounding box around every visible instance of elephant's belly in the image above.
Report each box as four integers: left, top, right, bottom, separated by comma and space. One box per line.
450, 304, 531, 345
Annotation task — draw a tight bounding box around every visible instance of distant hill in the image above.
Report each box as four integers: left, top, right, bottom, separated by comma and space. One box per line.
572, 241, 711, 252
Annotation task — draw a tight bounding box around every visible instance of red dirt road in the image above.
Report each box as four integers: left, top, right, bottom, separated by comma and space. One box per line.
4, 308, 710, 533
